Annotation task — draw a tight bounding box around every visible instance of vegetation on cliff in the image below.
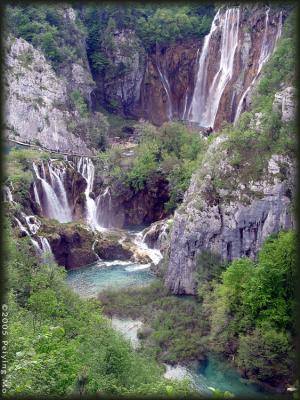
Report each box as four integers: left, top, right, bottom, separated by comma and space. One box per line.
82, 5, 214, 74
99, 231, 297, 390
97, 121, 207, 212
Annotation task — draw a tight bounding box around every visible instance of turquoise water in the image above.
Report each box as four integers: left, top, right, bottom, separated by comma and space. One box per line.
66, 261, 156, 297
189, 355, 271, 398
66, 261, 272, 398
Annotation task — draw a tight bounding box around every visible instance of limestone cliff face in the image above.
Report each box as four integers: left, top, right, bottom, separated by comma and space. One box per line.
213, 6, 285, 129
165, 135, 295, 295
4, 37, 92, 154
96, 176, 170, 228
136, 40, 200, 125
92, 29, 146, 116
56, 6, 96, 106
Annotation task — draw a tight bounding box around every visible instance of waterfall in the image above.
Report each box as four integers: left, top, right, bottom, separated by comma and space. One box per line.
14, 213, 55, 260
14, 217, 41, 253
3, 185, 15, 203
234, 8, 283, 124
156, 55, 173, 120
188, 8, 240, 128
33, 161, 72, 223
77, 157, 104, 231
92, 239, 101, 261
133, 231, 163, 265
95, 187, 112, 228
21, 213, 41, 235
39, 236, 55, 263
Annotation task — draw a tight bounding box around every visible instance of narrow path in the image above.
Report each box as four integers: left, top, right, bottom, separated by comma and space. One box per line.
6, 138, 98, 158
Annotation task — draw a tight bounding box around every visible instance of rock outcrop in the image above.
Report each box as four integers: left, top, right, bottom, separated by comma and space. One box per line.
135, 40, 200, 125
96, 176, 170, 228
4, 36, 92, 155
92, 29, 146, 116
57, 6, 96, 106
39, 220, 150, 269
273, 86, 296, 122
165, 136, 295, 295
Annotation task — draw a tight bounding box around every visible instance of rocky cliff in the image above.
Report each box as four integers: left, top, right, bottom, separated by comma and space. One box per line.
96, 175, 170, 228
4, 36, 93, 154
165, 126, 295, 295
92, 29, 146, 116
135, 40, 200, 125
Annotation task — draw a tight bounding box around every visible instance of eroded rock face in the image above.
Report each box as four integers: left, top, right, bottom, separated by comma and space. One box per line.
92, 29, 146, 116
142, 218, 172, 253
213, 6, 285, 129
58, 7, 96, 105
4, 37, 92, 154
273, 87, 296, 122
40, 221, 149, 269
96, 176, 170, 228
165, 139, 295, 295
136, 41, 200, 125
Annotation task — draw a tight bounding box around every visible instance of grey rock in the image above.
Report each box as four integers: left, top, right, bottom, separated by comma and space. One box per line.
273, 86, 296, 122
4, 36, 92, 155
165, 139, 295, 295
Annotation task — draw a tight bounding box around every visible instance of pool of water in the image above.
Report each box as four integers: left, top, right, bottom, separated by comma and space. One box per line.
189, 355, 271, 398
66, 260, 156, 298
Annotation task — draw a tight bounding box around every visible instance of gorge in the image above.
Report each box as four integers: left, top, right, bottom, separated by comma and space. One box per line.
3, 2, 297, 398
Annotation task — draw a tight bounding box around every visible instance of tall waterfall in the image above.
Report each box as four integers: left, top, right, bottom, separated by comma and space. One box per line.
234, 8, 283, 124
33, 161, 72, 223
96, 187, 113, 228
188, 8, 240, 128
77, 157, 104, 231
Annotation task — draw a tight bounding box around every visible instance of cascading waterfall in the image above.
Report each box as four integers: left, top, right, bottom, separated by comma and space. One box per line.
33, 161, 72, 223
234, 8, 283, 124
14, 213, 55, 261
95, 187, 113, 228
14, 217, 41, 252
188, 8, 240, 128
21, 213, 41, 235
77, 157, 104, 231
133, 231, 163, 266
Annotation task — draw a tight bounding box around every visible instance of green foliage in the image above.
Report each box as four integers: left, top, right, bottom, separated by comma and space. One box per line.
195, 250, 226, 300
208, 231, 297, 386
135, 6, 213, 49
82, 4, 214, 76
70, 90, 88, 117
4, 222, 191, 396
99, 281, 209, 364
124, 122, 206, 209
4, 148, 49, 205
5, 5, 86, 69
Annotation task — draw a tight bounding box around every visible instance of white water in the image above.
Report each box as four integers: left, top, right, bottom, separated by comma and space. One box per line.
95, 186, 112, 229
21, 213, 41, 235
77, 157, 104, 231
188, 8, 240, 128
33, 161, 72, 223
234, 8, 283, 124
133, 231, 163, 265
